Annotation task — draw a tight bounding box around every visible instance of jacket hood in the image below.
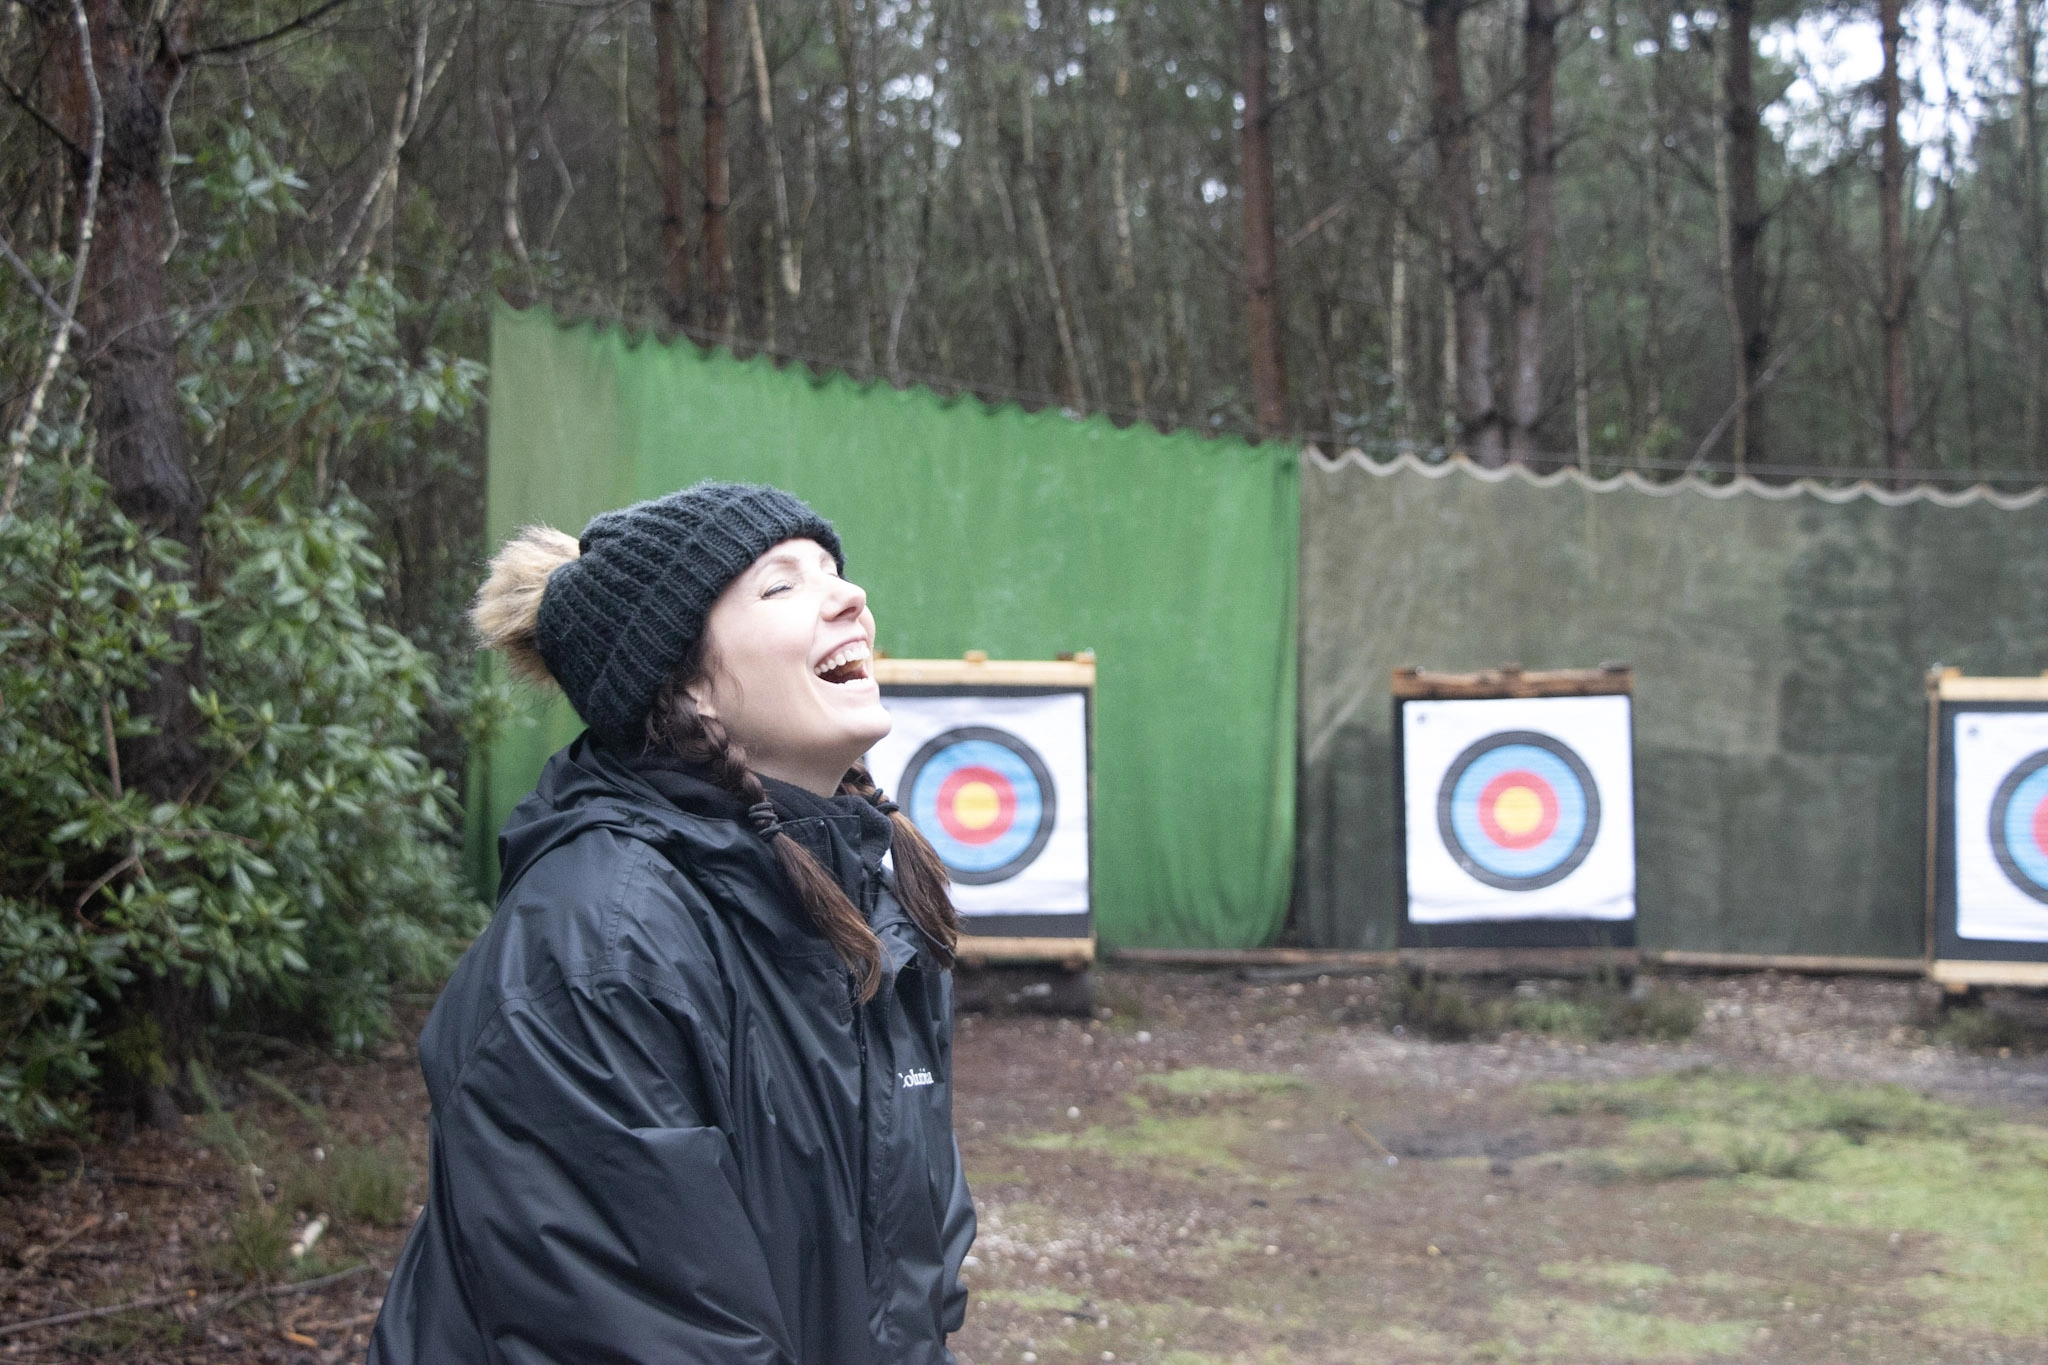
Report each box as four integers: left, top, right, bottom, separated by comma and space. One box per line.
499, 735, 924, 968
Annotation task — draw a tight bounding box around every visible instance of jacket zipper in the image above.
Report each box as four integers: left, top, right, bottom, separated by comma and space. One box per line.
850, 970, 875, 1289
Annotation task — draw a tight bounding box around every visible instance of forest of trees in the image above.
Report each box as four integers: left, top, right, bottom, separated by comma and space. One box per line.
5, 0, 2048, 1129
13, 0, 2048, 503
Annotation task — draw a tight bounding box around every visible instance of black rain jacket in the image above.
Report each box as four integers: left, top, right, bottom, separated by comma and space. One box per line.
368, 736, 975, 1365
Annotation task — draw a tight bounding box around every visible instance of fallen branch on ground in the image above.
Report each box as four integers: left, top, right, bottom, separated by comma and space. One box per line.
0, 1262, 374, 1338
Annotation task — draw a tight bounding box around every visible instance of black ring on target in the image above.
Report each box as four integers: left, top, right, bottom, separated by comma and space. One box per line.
900, 725, 1058, 885
1435, 730, 1601, 891
1989, 749, 2048, 905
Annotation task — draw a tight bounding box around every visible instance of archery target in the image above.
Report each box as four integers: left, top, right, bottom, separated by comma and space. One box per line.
866, 691, 1089, 917
1403, 694, 1635, 924
901, 727, 1057, 885
1952, 710, 2048, 942
1438, 731, 1600, 890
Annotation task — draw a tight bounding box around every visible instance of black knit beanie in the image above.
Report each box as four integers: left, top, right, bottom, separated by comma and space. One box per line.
534, 481, 844, 749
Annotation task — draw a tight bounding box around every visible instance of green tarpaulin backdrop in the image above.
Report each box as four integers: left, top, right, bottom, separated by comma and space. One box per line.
478, 304, 1299, 950
1297, 451, 2048, 957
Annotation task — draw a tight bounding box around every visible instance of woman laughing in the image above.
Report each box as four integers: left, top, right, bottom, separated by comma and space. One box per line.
370, 482, 975, 1365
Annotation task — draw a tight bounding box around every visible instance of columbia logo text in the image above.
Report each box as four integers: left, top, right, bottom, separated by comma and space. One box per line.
898, 1069, 935, 1088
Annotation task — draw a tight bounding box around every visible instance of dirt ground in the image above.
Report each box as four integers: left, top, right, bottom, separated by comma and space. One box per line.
2, 968, 2045, 1364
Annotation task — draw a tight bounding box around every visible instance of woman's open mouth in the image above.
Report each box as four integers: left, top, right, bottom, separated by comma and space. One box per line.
813, 641, 872, 686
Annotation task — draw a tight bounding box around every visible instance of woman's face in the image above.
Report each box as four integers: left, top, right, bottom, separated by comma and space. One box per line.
690, 537, 890, 795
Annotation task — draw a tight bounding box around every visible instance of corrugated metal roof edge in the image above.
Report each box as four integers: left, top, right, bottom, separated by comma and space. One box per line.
504, 300, 1286, 456
1305, 445, 2048, 510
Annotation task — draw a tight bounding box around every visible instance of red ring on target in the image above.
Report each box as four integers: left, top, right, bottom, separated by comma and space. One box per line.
1476, 769, 1560, 851
935, 765, 1017, 845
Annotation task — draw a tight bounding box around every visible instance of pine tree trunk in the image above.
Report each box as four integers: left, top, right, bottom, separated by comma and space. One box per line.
48, 0, 207, 1132
2017, 0, 2043, 463
651, 0, 693, 325
1508, 0, 1559, 463
700, 0, 731, 338
1424, 0, 1503, 465
1717, 0, 1768, 470
1238, 0, 1288, 436
1109, 13, 1146, 410
828, 0, 882, 368
1019, 83, 1085, 410
1879, 0, 1912, 485
744, 0, 800, 300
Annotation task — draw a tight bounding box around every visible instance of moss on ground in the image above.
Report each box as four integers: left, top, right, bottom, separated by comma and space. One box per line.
1483, 1299, 1758, 1361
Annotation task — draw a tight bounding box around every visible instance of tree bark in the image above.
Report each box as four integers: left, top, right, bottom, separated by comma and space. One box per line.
1019, 83, 1085, 410
2018, 0, 2043, 463
1238, 0, 1287, 436
1390, 200, 1411, 450
1108, 11, 1145, 410
828, 0, 882, 368
700, 0, 731, 338
743, 0, 800, 299
46, 0, 207, 1131
651, 0, 692, 325
1508, 0, 1559, 463
1878, 0, 1912, 484
1424, 0, 1504, 465
1571, 266, 1590, 467
1716, 0, 1768, 470
1638, 17, 1669, 463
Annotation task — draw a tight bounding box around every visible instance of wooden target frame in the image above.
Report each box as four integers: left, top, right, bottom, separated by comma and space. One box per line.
1392, 664, 1640, 961
1926, 668, 2048, 991
871, 654, 1096, 970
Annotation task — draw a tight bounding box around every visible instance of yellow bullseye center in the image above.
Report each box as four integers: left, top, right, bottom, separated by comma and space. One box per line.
953, 781, 1002, 830
1492, 785, 1544, 836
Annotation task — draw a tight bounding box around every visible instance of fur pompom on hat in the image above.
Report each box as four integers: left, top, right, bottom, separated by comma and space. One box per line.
470, 481, 843, 749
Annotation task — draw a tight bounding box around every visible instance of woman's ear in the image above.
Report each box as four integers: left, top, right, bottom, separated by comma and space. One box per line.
685, 677, 720, 720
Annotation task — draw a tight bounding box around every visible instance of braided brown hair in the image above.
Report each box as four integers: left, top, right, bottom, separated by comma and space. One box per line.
645, 652, 957, 1001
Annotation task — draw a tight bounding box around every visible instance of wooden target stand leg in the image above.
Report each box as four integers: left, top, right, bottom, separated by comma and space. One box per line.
952, 936, 1096, 1017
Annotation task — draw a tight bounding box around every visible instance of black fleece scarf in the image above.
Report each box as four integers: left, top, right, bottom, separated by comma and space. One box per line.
625, 748, 892, 903
757, 774, 894, 886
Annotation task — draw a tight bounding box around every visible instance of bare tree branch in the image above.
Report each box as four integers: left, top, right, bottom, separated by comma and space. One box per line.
183, 0, 357, 60
0, 71, 85, 158
0, 232, 87, 339
3, 0, 102, 519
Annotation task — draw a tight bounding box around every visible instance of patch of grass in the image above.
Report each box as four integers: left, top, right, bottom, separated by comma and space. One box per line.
974, 1286, 1090, 1313
1508, 981, 1702, 1043
1724, 1133, 1824, 1180
1138, 1067, 1306, 1103
1544, 1071, 1982, 1145
1537, 1259, 1677, 1291
1488, 1299, 1758, 1361
198, 1199, 296, 1283
1010, 1110, 1255, 1174
184, 1063, 416, 1283
1604, 983, 1706, 1041
1816, 1089, 1978, 1145
1935, 1005, 2035, 1053
1766, 1122, 2048, 1338
317, 1138, 411, 1226
1386, 972, 1490, 1041
1538, 1069, 2048, 1339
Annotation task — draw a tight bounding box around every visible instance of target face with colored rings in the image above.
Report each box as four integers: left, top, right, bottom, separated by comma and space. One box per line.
1989, 749, 2048, 904
901, 726, 1058, 885
1435, 730, 1601, 891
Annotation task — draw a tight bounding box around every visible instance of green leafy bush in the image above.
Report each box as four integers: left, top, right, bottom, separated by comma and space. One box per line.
0, 462, 486, 1137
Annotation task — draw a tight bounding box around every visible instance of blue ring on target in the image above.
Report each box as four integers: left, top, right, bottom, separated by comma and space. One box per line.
901, 726, 1057, 885
1435, 730, 1601, 891
1989, 749, 2048, 904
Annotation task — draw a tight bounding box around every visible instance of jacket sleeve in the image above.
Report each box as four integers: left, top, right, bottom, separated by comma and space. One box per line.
935, 967, 977, 1337
939, 1133, 976, 1335
437, 973, 797, 1365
